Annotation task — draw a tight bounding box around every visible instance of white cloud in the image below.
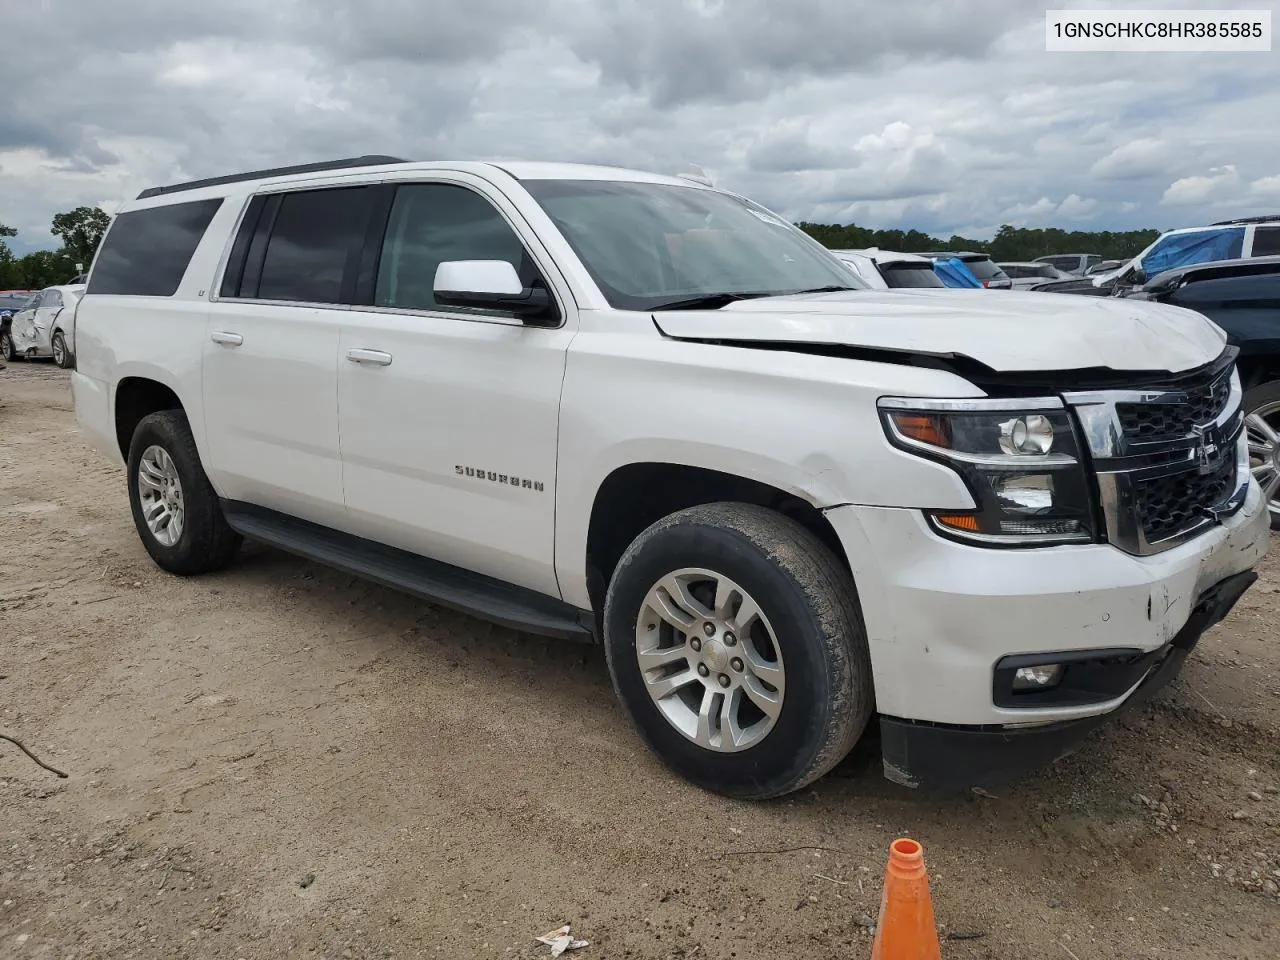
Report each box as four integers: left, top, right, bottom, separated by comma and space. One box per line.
1090, 139, 1173, 181
1160, 166, 1243, 206
1251, 175, 1280, 200
1057, 194, 1098, 219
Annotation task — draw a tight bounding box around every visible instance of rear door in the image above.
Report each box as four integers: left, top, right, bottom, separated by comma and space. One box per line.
203, 185, 378, 526
34, 289, 64, 351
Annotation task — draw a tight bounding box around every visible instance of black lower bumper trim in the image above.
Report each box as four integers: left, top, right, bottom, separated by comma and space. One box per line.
880, 569, 1258, 791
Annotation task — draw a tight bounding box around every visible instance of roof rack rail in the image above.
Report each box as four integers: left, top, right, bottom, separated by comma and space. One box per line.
136, 155, 410, 200
1210, 214, 1280, 225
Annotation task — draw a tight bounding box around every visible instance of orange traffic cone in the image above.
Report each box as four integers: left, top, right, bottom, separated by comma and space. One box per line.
870, 838, 942, 960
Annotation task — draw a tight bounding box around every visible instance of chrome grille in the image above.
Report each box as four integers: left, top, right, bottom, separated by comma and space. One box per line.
1135, 453, 1238, 542
1115, 364, 1233, 442
1063, 352, 1249, 556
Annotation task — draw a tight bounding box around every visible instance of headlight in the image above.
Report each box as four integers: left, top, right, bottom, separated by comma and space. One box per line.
878, 396, 1097, 547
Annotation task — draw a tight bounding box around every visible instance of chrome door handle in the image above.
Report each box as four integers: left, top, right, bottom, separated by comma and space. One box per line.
346, 348, 392, 366
210, 331, 243, 346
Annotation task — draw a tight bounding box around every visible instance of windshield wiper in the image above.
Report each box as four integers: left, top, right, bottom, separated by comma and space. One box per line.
649, 292, 772, 311
786, 285, 859, 295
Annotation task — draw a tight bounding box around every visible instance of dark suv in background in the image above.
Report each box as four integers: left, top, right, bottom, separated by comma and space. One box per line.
919, 251, 1012, 289
1124, 255, 1280, 527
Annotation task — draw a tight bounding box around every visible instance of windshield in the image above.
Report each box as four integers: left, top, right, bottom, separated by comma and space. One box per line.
521, 179, 861, 310
881, 262, 944, 288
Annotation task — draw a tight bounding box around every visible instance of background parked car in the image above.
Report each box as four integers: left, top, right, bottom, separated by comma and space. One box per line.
1086, 259, 1123, 276
918, 251, 1012, 288
1032, 253, 1106, 277
831, 248, 945, 288
1120, 254, 1280, 527
1072, 216, 1280, 295
0, 290, 38, 361
932, 256, 983, 288
4, 284, 85, 367
998, 261, 1074, 289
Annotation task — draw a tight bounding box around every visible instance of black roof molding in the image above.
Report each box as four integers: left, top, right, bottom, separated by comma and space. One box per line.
1210, 214, 1280, 226
136, 155, 410, 200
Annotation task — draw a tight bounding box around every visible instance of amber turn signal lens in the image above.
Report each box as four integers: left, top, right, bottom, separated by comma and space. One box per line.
935, 513, 980, 532
891, 413, 950, 448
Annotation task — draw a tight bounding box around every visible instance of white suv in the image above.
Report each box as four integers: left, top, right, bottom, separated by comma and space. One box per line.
72, 156, 1271, 798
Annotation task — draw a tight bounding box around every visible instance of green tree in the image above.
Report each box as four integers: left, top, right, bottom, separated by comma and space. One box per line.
50, 206, 110, 270
0, 222, 20, 289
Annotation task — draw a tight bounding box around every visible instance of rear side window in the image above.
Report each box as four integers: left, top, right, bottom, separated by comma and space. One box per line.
88, 198, 223, 296
964, 258, 1005, 280
1253, 226, 1280, 257
256, 187, 375, 304
881, 263, 944, 288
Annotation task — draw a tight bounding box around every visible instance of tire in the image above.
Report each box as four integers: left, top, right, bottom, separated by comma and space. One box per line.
602, 502, 873, 799
1244, 381, 1280, 530
0, 330, 16, 362
126, 410, 242, 575
51, 330, 72, 368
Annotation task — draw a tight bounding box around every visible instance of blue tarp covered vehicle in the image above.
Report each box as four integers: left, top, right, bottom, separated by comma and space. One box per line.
932, 257, 982, 288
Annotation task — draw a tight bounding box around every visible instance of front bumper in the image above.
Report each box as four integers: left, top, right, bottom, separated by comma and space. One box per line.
825, 483, 1269, 727
877, 569, 1257, 790
823, 479, 1270, 786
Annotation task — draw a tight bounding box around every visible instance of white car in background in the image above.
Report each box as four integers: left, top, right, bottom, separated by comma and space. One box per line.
999, 261, 1074, 290
3, 284, 86, 367
831, 248, 944, 289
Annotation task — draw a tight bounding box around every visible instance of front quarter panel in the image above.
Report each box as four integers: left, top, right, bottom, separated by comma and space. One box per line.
553, 312, 982, 608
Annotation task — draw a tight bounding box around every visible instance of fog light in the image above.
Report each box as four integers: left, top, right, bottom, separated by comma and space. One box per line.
1012, 664, 1064, 691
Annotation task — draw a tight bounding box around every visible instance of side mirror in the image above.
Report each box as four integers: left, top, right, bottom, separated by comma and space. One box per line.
433, 260, 556, 324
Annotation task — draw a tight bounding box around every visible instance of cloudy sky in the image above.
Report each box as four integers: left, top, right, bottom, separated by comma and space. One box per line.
3, 0, 1278, 253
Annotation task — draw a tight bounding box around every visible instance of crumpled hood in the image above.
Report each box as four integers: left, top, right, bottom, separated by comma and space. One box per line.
651, 288, 1227, 373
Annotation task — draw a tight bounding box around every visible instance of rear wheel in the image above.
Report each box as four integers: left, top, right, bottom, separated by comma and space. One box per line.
51, 330, 71, 368
603, 502, 873, 799
126, 410, 242, 574
1245, 381, 1280, 529
0, 330, 16, 362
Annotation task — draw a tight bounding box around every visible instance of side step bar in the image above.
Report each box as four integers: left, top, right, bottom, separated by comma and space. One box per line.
220, 501, 595, 642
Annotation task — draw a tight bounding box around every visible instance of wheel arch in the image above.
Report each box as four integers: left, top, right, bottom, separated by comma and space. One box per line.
114, 374, 188, 461
581, 461, 852, 631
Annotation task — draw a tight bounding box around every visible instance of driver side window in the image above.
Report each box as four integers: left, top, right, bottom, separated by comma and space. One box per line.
375, 183, 540, 314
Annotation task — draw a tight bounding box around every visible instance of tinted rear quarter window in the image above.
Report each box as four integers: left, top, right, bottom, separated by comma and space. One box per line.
964, 258, 1005, 280
256, 187, 374, 303
1252, 226, 1280, 257
881, 263, 944, 288
88, 198, 223, 296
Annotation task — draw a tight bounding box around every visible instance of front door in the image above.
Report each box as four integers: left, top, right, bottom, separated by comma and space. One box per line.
338, 178, 573, 598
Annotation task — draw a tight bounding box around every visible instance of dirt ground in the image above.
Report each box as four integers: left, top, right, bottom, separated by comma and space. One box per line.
2, 362, 1278, 960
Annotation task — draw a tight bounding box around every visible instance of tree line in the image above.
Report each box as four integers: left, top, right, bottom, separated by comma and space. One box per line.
0, 207, 111, 290
797, 222, 1162, 262
3, 203, 1163, 291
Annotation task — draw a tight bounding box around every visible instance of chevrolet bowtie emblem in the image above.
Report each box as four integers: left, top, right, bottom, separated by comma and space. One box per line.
1191, 424, 1220, 475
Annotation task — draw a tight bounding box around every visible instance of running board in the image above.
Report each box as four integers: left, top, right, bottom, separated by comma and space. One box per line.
220, 501, 595, 642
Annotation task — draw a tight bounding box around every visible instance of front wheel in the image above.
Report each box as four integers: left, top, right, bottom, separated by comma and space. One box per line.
1245, 381, 1280, 529
603, 502, 873, 799
0, 330, 16, 362
126, 410, 242, 575
51, 330, 72, 368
